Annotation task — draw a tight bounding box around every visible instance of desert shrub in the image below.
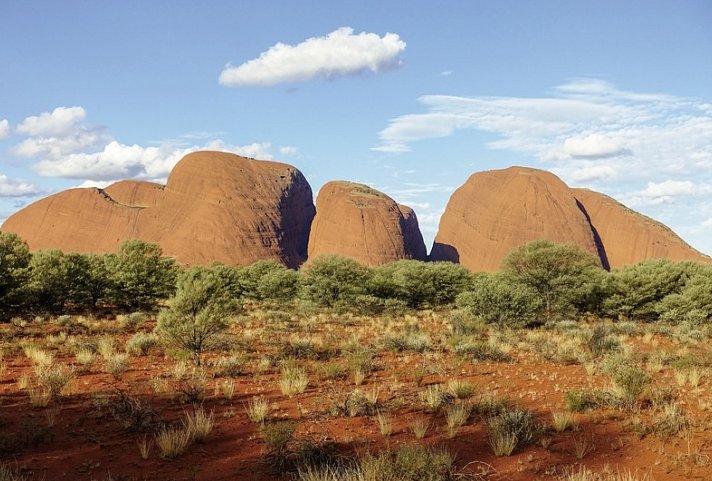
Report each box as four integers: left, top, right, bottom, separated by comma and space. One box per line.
296, 444, 455, 481
502, 240, 605, 320
382, 332, 431, 353
25, 250, 73, 313
564, 389, 603, 412
452, 340, 511, 362
603, 259, 699, 321
118, 311, 148, 331
211, 353, 248, 377
125, 332, 158, 356
368, 260, 471, 309
183, 406, 214, 443
34, 364, 74, 402
657, 266, 712, 323
456, 273, 542, 327
583, 325, 619, 358
487, 407, 539, 455
105, 240, 178, 311
446, 309, 486, 336
102, 389, 158, 431
254, 263, 301, 301
262, 420, 297, 457
0, 232, 31, 320
300, 256, 371, 308
155, 266, 240, 365
155, 425, 192, 459
612, 366, 651, 408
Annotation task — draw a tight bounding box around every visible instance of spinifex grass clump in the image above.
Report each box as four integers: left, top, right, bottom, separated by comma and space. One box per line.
487, 407, 539, 456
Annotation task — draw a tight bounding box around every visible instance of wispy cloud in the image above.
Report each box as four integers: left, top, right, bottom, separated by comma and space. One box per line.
219, 27, 406, 87
0, 174, 39, 197
373, 78, 712, 185
0, 119, 9, 140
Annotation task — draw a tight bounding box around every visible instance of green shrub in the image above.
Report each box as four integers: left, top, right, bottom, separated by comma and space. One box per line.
612, 366, 651, 408
300, 256, 371, 308
125, 332, 158, 356
0, 232, 31, 320
456, 273, 542, 327
154, 266, 240, 365
502, 240, 605, 320
369, 260, 471, 309
487, 407, 539, 456
106, 240, 178, 311
603, 259, 699, 321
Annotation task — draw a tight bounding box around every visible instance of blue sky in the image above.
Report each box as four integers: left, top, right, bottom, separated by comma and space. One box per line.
1, 0, 711, 254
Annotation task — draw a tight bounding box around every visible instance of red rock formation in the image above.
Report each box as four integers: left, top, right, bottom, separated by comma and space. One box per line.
2, 151, 315, 267
573, 188, 711, 268
430, 166, 603, 271
104, 180, 164, 208
307, 181, 427, 266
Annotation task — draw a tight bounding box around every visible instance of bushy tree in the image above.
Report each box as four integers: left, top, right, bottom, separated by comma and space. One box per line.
84, 253, 113, 308
369, 260, 471, 309
456, 273, 542, 327
240, 260, 299, 301
603, 259, 697, 321
27, 250, 72, 313
656, 265, 712, 323
0, 232, 31, 319
503, 240, 604, 320
300, 255, 370, 308
106, 240, 178, 311
155, 266, 240, 365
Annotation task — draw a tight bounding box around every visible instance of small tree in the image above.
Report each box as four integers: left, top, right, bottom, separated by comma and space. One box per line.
300, 255, 370, 308
502, 240, 603, 320
0, 232, 31, 319
27, 250, 72, 313
154, 267, 240, 365
106, 240, 178, 311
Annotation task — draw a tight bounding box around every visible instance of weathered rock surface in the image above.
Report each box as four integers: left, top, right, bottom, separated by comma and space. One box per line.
573, 188, 711, 268
307, 181, 427, 266
430, 166, 603, 271
2, 151, 315, 267
104, 180, 164, 208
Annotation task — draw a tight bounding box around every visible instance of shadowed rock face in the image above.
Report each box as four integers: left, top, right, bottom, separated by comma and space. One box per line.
2, 151, 315, 268
573, 188, 711, 268
307, 181, 427, 266
430, 166, 605, 272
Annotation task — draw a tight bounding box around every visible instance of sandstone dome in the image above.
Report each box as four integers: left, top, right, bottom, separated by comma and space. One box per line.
430, 166, 604, 271
307, 181, 427, 266
2, 151, 315, 268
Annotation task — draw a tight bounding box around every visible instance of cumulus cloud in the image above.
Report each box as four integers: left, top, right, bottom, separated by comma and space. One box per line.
34, 140, 277, 181
219, 27, 406, 87
17, 106, 87, 137
0, 174, 39, 197
12, 106, 284, 182
0, 119, 10, 140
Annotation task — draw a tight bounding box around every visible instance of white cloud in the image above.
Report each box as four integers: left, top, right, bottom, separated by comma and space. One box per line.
14, 129, 107, 158
219, 27, 406, 87
372, 80, 712, 187
0, 119, 9, 140
279, 146, 299, 157
76, 180, 113, 189
619, 180, 712, 207
17, 106, 86, 137
702, 218, 712, 228
564, 164, 618, 182
34, 139, 277, 181
551, 134, 628, 160
0, 174, 39, 197
12, 106, 280, 182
